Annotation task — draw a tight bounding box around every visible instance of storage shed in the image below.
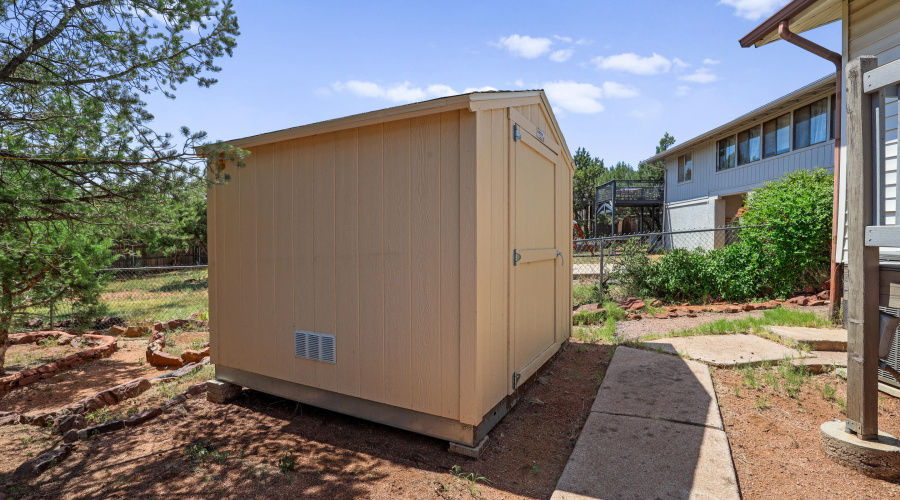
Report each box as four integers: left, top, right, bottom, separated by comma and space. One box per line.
207, 90, 574, 448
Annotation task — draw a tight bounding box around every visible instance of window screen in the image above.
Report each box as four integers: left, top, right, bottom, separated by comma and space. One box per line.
737, 125, 761, 166
678, 153, 692, 183
716, 136, 736, 171
794, 97, 828, 149
763, 113, 791, 158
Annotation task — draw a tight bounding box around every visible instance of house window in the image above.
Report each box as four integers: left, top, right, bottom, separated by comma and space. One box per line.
794, 97, 829, 149
678, 153, 692, 183
737, 125, 761, 166
830, 94, 836, 140
763, 113, 791, 158
716, 136, 736, 171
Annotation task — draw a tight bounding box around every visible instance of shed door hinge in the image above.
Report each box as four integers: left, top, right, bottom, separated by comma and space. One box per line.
513, 124, 521, 142
513, 249, 521, 266
512, 371, 521, 390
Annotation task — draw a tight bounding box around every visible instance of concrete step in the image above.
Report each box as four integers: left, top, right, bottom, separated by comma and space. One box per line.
644, 334, 801, 368
791, 350, 847, 373
765, 326, 847, 352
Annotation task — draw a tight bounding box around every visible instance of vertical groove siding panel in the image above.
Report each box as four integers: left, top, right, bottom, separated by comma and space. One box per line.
238, 147, 260, 374
293, 137, 317, 384
383, 119, 412, 410
334, 129, 360, 397
440, 112, 461, 420
474, 110, 493, 418
411, 114, 442, 415
459, 110, 479, 425
358, 124, 386, 403
256, 145, 277, 378
272, 142, 294, 379
207, 180, 219, 363
488, 109, 508, 409
220, 156, 240, 367
314, 134, 337, 391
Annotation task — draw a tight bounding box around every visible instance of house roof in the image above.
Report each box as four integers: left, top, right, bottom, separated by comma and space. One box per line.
739, 0, 841, 48
223, 90, 572, 160
639, 73, 835, 166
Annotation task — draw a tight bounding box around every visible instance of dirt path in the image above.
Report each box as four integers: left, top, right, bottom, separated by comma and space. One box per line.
616, 305, 830, 340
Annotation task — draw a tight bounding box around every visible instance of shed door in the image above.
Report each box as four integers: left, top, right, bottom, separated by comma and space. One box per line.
510, 115, 561, 388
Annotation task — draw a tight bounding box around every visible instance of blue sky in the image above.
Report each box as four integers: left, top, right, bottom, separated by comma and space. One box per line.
145, 0, 842, 167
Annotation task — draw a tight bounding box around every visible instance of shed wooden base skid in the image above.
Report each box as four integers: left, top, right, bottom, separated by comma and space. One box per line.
215, 366, 518, 448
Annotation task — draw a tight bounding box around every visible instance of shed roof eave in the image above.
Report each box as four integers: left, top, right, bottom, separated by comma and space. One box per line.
220, 90, 546, 149
638, 73, 835, 166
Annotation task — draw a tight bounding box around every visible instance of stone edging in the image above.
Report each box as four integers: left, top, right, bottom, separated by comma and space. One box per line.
0, 331, 117, 398
6, 358, 211, 481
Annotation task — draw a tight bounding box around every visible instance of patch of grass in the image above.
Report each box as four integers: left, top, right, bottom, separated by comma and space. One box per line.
741, 365, 760, 389
573, 280, 601, 308
819, 382, 837, 402
640, 307, 831, 342
85, 407, 119, 425
776, 358, 809, 399
184, 439, 229, 464
837, 396, 847, 414
450, 465, 490, 497
754, 395, 770, 410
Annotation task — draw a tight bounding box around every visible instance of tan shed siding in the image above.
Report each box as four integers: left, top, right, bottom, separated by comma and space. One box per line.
357, 125, 386, 404
215, 112, 470, 419
474, 110, 494, 419
458, 109, 479, 425
489, 109, 510, 409
272, 142, 294, 380
292, 137, 317, 384
439, 113, 462, 420
207, 181, 219, 362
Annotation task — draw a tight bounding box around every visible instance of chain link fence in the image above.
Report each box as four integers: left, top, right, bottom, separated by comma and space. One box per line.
13, 265, 209, 333
573, 226, 752, 303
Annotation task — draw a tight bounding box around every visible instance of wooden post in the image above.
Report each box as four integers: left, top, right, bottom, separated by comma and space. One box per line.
845, 56, 880, 440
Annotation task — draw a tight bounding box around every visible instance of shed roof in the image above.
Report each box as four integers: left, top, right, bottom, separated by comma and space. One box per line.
224, 90, 572, 161
639, 73, 835, 166
739, 0, 840, 48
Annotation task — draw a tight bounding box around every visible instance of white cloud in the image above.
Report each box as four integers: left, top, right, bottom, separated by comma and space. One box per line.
514, 78, 525, 87
679, 68, 718, 83
542, 81, 605, 114
574, 38, 591, 45
675, 86, 691, 97
493, 34, 553, 58
719, 0, 790, 21
553, 35, 573, 43
550, 49, 574, 63
463, 86, 499, 93
672, 58, 691, 69
332, 81, 499, 103
592, 52, 672, 75
703, 58, 721, 65
601, 81, 639, 98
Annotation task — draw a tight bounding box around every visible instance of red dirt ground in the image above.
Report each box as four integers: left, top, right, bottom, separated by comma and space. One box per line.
713, 367, 900, 499
0, 341, 612, 499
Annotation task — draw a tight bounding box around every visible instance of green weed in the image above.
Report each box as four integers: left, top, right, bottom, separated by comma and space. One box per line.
451, 465, 490, 497
278, 451, 296, 474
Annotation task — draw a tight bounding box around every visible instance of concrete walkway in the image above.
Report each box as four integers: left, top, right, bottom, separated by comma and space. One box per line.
552, 347, 739, 500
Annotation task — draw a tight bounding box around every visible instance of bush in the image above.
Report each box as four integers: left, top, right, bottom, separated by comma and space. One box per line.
606, 239, 653, 299
611, 168, 833, 303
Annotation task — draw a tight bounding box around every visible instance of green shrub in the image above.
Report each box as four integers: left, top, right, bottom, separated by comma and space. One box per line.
615, 168, 832, 303
739, 168, 832, 297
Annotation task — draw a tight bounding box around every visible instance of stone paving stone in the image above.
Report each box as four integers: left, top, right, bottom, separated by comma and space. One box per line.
644, 334, 801, 367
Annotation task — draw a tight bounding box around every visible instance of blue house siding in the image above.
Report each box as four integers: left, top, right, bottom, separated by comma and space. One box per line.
666, 139, 835, 205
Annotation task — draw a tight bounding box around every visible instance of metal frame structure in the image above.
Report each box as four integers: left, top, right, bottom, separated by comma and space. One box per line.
593, 179, 664, 237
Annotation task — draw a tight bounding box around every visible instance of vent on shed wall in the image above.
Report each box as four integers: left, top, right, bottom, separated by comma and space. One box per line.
294, 331, 336, 363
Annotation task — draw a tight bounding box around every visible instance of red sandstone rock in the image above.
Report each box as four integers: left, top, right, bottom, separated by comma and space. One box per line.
123, 407, 162, 427
628, 300, 646, 312
809, 299, 826, 307
654, 313, 669, 320
722, 307, 739, 314
149, 351, 183, 368
108, 325, 127, 336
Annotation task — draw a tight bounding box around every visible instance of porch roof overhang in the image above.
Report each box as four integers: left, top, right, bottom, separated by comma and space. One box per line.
739, 0, 841, 48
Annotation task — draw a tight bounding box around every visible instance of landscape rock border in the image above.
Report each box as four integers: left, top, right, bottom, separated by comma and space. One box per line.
0, 331, 117, 398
